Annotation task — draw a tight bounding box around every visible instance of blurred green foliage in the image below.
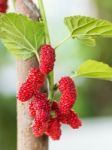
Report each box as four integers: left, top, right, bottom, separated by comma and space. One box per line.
0, 96, 16, 150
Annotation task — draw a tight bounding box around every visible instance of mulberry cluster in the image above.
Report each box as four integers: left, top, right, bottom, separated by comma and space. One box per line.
0, 0, 8, 13
17, 44, 81, 140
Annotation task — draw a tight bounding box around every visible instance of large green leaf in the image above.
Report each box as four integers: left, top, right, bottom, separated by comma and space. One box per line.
0, 13, 45, 60
73, 60, 112, 81
64, 16, 112, 46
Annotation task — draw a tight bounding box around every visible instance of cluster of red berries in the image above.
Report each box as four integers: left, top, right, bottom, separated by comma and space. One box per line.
17, 44, 81, 140
0, 0, 8, 13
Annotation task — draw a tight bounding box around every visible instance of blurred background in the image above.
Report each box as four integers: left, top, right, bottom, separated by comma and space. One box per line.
0, 0, 112, 150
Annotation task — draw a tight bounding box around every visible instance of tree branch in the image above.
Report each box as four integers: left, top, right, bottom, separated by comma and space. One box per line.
23, 0, 41, 20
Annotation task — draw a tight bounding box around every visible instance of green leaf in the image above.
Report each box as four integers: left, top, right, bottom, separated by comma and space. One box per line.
64, 16, 112, 46
73, 60, 112, 81
0, 13, 45, 60
77, 36, 96, 47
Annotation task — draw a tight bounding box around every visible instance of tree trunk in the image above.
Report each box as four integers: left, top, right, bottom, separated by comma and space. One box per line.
16, 0, 48, 150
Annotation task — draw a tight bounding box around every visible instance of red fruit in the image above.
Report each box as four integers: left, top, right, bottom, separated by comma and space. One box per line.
17, 82, 34, 102
59, 91, 76, 114
17, 68, 45, 102
29, 92, 50, 119
60, 110, 81, 129
0, 0, 8, 13
46, 118, 61, 140
40, 44, 55, 74
27, 68, 45, 92
58, 77, 77, 114
31, 118, 47, 137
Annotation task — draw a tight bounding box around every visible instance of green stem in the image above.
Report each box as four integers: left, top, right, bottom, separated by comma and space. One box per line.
38, 0, 50, 44
38, 0, 54, 99
54, 35, 71, 49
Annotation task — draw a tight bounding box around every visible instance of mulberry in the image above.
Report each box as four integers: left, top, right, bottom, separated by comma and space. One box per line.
17, 68, 45, 102
17, 82, 34, 102
40, 44, 55, 74
58, 77, 77, 114
29, 92, 50, 119
60, 110, 82, 129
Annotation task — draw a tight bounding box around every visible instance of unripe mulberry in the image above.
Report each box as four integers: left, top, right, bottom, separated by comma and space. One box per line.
60, 110, 82, 129
46, 118, 61, 140
40, 44, 55, 74
58, 77, 77, 114
0, 1, 8, 13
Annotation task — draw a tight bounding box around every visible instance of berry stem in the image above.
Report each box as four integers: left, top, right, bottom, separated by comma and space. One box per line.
54, 35, 71, 49
38, 0, 55, 99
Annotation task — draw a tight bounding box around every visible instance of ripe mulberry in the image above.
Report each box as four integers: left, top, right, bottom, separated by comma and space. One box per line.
17, 68, 45, 102
17, 82, 34, 102
58, 77, 77, 114
29, 92, 50, 119
60, 110, 82, 129
40, 44, 55, 74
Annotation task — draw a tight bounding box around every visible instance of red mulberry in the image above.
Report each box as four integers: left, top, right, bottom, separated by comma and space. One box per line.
17, 68, 45, 102
60, 110, 82, 129
58, 77, 77, 114
46, 118, 61, 140
59, 91, 76, 114
17, 82, 34, 102
29, 92, 50, 119
40, 44, 55, 74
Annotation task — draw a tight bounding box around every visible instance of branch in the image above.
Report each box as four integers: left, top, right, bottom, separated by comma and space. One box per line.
23, 0, 41, 20
16, 0, 41, 20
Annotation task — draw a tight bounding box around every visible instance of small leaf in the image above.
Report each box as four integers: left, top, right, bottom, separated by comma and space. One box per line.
0, 13, 45, 60
73, 60, 112, 81
64, 16, 112, 46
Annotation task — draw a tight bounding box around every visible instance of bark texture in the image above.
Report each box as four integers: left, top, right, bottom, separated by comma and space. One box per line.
16, 1, 48, 150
